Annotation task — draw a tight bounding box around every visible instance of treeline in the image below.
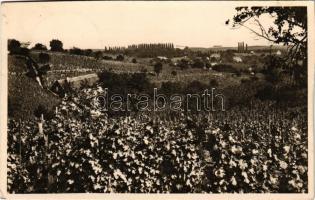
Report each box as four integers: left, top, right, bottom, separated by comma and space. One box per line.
127, 43, 174, 49
125, 43, 177, 58
104, 43, 174, 53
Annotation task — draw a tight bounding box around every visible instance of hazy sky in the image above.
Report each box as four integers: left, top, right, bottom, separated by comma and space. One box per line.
2, 1, 275, 49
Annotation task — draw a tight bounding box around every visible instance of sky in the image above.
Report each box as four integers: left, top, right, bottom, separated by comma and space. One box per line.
2, 1, 275, 49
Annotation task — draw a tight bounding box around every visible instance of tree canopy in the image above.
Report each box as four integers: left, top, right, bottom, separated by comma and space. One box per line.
50, 39, 64, 52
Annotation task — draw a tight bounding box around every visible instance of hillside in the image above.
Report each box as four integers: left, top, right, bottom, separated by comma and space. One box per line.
8, 55, 60, 120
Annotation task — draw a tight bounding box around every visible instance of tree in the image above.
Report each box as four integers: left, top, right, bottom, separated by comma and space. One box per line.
49, 39, 63, 51
8, 39, 21, 54
154, 62, 163, 77
221, 50, 234, 63
192, 58, 205, 68
178, 58, 189, 70
84, 49, 93, 56
116, 54, 124, 61
132, 58, 137, 63
69, 47, 83, 55
171, 70, 177, 76
227, 7, 307, 84
94, 51, 103, 60
32, 43, 47, 51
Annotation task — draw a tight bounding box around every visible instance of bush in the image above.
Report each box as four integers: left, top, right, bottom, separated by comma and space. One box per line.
132, 58, 137, 63
171, 71, 177, 76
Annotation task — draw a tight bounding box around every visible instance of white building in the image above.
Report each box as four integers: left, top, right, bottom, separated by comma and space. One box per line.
210, 53, 221, 60
233, 56, 243, 63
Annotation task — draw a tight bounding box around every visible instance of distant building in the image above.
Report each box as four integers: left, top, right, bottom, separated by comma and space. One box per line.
276, 50, 282, 55
157, 56, 168, 61
233, 56, 243, 63
50, 73, 99, 97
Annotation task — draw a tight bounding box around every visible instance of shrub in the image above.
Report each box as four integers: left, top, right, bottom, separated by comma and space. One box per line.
171, 71, 177, 76
132, 58, 137, 63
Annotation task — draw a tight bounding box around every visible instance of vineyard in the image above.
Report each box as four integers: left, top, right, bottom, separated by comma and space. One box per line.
7, 82, 308, 193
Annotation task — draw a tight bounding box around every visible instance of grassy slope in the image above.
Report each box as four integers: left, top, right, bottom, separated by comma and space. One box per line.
8, 55, 60, 120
